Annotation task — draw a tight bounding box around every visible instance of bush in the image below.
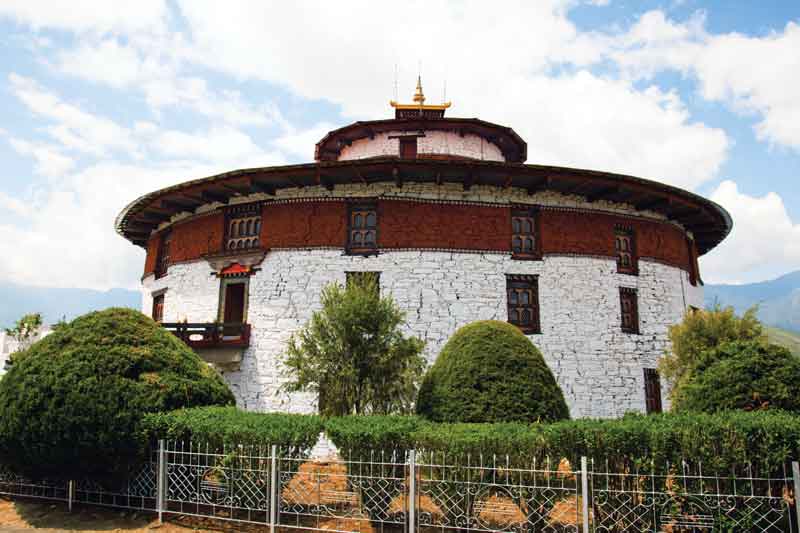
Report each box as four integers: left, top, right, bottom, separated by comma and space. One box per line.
659, 305, 765, 400
416, 321, 569, 423
322, 411, 800, 474
672, 340, 800, 413
142, 406, 324, 454
0, 308, 234, 479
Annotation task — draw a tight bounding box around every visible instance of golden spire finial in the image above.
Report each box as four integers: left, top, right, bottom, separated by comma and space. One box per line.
390, 77, 451, 117
413, 76, 425, 105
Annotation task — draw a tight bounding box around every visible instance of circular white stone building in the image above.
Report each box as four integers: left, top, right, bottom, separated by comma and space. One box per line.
116, 82, 731, 418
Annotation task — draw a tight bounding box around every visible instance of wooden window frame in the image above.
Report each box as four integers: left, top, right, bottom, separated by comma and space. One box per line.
151, 291, 165, 323
155, 230, 172, 279
217, 277, 250, 325
687, 236, 701, 286
399, 137, 418, 159
506, 274, 541, 334
511, 206, 541, 260
643, 368, 663, 414
346, 201, 378, 255
620, 287, 640, 334
224, 202, 262, 253
615, 226, 638, 275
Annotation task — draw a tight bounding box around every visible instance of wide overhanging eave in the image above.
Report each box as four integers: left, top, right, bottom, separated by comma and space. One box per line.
116, 158, 731, 255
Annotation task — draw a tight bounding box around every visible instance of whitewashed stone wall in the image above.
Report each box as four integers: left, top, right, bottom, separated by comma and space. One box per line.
142, 249, 701, 419
338, 131, 505, 162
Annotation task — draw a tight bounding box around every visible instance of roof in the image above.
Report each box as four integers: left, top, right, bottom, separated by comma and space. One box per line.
115, 158, 732, 255
314, 117, 528, 163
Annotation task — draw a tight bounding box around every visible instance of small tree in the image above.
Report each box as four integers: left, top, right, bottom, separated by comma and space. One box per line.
282, 276, 425, 416
672, 340, 800, 413
659, 305, 765, 400
4, 313, 43, 365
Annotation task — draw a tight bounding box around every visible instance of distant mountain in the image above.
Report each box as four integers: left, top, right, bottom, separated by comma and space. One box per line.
705, 270, 800, 334
0, 282, 140, 328
766, 327, 800, 356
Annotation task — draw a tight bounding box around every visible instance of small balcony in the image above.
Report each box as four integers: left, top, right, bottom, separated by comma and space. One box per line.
162, 322, 251, 368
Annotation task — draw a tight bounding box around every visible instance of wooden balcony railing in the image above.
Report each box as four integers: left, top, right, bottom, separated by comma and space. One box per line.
161, 322, 251, 350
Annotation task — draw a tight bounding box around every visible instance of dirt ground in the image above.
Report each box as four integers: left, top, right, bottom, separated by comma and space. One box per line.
0, 497, 233, 532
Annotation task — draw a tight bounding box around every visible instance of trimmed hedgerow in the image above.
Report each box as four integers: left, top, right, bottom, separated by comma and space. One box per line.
416, 321, 569, 423
142, 406, 324, 453
0, 308, 234, 480
324, 415, 426, 456
323, 411, 800, 474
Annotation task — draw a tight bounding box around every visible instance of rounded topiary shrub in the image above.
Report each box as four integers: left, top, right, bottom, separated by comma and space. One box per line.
0, 308, 234, 479
673, 340, 800, 413
416, 320, 569, 422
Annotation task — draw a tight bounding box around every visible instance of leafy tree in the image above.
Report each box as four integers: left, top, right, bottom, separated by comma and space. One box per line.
4, 312, 42, 350
282, 276, 425, 416
659, 304, 765, 401
416, 320, 569, 423
0, 308, 233, 480
672, 340, 800, 413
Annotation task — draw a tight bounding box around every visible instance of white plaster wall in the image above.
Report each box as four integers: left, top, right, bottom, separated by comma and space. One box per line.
338, 131, 505, 162
143, 251, 700, 419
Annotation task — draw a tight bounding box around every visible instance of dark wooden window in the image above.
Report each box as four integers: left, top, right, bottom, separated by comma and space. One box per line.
225, 203, 261, 251
620, 287, 639, 334
615, 227, 637, 274
347, 202, 378, 254
155, 231, 171, 279
511, 206, 539, 259
152, 293, 165, 322
219, 279, 248, 337
643, 368, 663, 414
506, 275, 540, 334
399, 137, 418, 159
687, 237, 700, 286
346, 272, 380, 294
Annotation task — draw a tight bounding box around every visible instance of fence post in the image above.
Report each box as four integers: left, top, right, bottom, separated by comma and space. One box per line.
157, 439, 166, 524
792, 461, 800, 529
67, 480, 74, 512
408, 449, 416, 533
270, 444, 278, 533
581, 456, 590, 533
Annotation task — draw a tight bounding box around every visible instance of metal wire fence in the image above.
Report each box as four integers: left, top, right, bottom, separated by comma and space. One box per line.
0, 440, 797, 532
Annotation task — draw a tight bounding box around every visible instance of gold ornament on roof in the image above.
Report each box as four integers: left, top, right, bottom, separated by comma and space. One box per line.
390, 76, 451, 115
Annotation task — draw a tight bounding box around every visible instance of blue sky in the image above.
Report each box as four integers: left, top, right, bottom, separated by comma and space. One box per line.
0, 1, 798, 289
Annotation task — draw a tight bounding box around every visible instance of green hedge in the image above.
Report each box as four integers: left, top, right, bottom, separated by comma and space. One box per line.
141, 406, 324, 454
143, 408, 800, 474
325, 411, 800, 474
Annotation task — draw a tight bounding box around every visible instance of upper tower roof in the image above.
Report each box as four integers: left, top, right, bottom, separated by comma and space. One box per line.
389, 76, 452, 119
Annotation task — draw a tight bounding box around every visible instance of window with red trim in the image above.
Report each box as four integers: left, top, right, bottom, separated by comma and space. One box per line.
511, 206, 539, 259
347, 202, 378, 254
225, 203, 261, 251
155, 231, 171, 279
152, 293, 164, 322
615, 227, 637, 275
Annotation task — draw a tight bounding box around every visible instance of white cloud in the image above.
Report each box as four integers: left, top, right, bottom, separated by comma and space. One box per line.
8, 138, 75, 177
9, 73, 138, 156
0, 0, 168, 35
610, 12, 800, 151
0, 191, 32, 218
273, 122, 337, 160
153, 126, 285, 168
701, 181, 800, 284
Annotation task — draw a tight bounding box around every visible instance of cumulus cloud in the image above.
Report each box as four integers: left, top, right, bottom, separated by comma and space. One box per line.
273, 122, 337, 161
9, 73, 139, 156
0, 0, 168, 35
7, 138, 75, 178
610, 12, 800, 151
701, 181, 800, 284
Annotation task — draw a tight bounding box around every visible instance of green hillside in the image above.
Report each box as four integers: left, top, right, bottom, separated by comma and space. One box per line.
766, 327, 800, 356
